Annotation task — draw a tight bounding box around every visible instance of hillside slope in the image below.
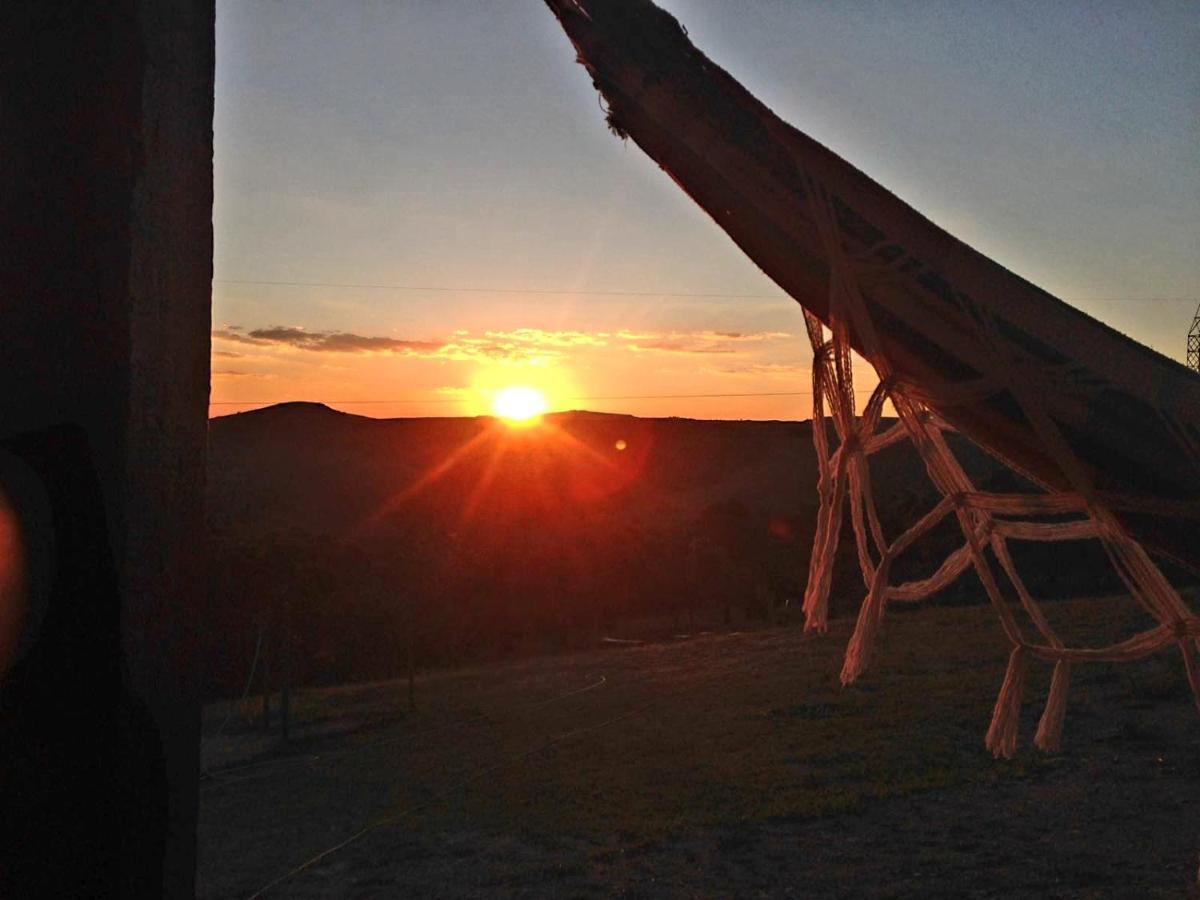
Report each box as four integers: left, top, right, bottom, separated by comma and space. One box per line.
203, 404, 1122, 696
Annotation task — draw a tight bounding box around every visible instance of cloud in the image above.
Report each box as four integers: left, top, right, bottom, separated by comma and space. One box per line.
213, 326, 270, 346
213, 324, 568, 365
213, 325, 442, 355
245, 326, 443, 355
630, 339, 737, 354
707, 331, 791, 342
210, 324, 792, 365
617, 329, 792, 355
484, 329, 608, 348
434, 336, 565, 364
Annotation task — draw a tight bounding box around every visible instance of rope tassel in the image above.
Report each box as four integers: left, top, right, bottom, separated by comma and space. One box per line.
986, 645, 1027, 759
1182, 638, 1200, 716
840, 585, 885, 685
788, 145, 1199, 765
1034, 659, 1071, 753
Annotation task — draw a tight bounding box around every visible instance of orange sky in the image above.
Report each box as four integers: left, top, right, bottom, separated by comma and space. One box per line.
210, 2, 1197, 422
210, 319, 883, 421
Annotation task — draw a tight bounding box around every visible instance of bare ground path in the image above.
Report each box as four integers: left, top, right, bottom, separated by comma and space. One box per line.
198, 597, 1200, 899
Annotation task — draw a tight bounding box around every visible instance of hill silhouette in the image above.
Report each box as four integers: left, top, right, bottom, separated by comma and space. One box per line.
210, 403, 824, 538
203, 403, 1121, 700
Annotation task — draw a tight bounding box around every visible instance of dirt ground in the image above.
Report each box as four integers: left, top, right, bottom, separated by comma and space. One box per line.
198, 596, 1200, 898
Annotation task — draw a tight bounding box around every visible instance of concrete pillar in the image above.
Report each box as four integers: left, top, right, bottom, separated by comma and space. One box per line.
0, 2, 214, 896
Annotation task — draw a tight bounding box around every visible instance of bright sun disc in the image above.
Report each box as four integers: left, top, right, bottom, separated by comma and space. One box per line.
492, 386, 547, 424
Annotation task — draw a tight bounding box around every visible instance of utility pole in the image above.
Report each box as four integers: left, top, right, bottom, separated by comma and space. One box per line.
259, 624, 271, 733
280, 593, 292, 744
1188, 301, 1200, 373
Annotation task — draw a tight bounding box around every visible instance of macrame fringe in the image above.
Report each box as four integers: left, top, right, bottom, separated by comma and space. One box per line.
793, 162, 1199, 764
801, 533, 832, 633
840, 586, 885, 685
1181, 638, 1200, 716
986, 645, 1027, 759
1033, 659, 1071, 753
802, 465, 848, 634
802, 533, 832, 633
803, 588, 830, 634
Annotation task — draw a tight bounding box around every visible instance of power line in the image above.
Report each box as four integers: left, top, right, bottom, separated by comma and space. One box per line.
208, 399, 458, 406
1188, 300, 1200, 372
1070, 297, 1200, 304
207, 389, 884, 407
213, 278, 781, 301
565, 390, 841, 400
212, 278, 1196, 305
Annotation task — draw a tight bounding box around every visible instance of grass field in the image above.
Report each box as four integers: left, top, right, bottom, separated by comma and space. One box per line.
198, 595, 1200, 898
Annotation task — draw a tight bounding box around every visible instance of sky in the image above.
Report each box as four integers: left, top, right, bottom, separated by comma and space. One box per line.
212, 0, 1199, 421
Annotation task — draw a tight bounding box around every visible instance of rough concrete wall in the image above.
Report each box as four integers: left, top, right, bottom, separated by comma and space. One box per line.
0, 4, 140, 490
0, 2, 214, 896
126, 2, 215, 893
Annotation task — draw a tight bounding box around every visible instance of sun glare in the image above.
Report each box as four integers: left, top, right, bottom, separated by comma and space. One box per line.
492, 386, 547, 425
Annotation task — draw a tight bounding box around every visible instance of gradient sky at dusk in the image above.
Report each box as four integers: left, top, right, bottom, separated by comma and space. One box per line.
212, 1, 1199, 421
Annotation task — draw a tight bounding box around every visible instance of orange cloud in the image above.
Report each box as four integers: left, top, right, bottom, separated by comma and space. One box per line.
618, 329, 792, 355
484, 328, 608, 347
214, 325, 443, 354
211, 324, 795, 366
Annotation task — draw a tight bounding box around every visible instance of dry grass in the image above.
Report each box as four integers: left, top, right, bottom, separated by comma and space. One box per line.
198, 595, 1200, 899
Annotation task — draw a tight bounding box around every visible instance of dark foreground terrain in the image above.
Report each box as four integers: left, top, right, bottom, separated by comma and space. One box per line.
198, 595, 1199, 898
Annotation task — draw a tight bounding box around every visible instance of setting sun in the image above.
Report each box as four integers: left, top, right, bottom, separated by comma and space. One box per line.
492, 386, 548, 424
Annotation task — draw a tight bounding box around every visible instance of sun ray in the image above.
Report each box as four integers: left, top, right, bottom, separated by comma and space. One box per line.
347, 426, 496, 541
538, 420, 619, 470
459, 433, 510, 525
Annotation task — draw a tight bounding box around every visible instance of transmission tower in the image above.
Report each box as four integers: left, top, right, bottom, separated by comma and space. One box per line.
1190, 301, 1200, 373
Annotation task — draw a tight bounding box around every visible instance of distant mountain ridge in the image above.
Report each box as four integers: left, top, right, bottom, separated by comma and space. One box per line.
208, 403, 831, 541
202, 402, 1126, 697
